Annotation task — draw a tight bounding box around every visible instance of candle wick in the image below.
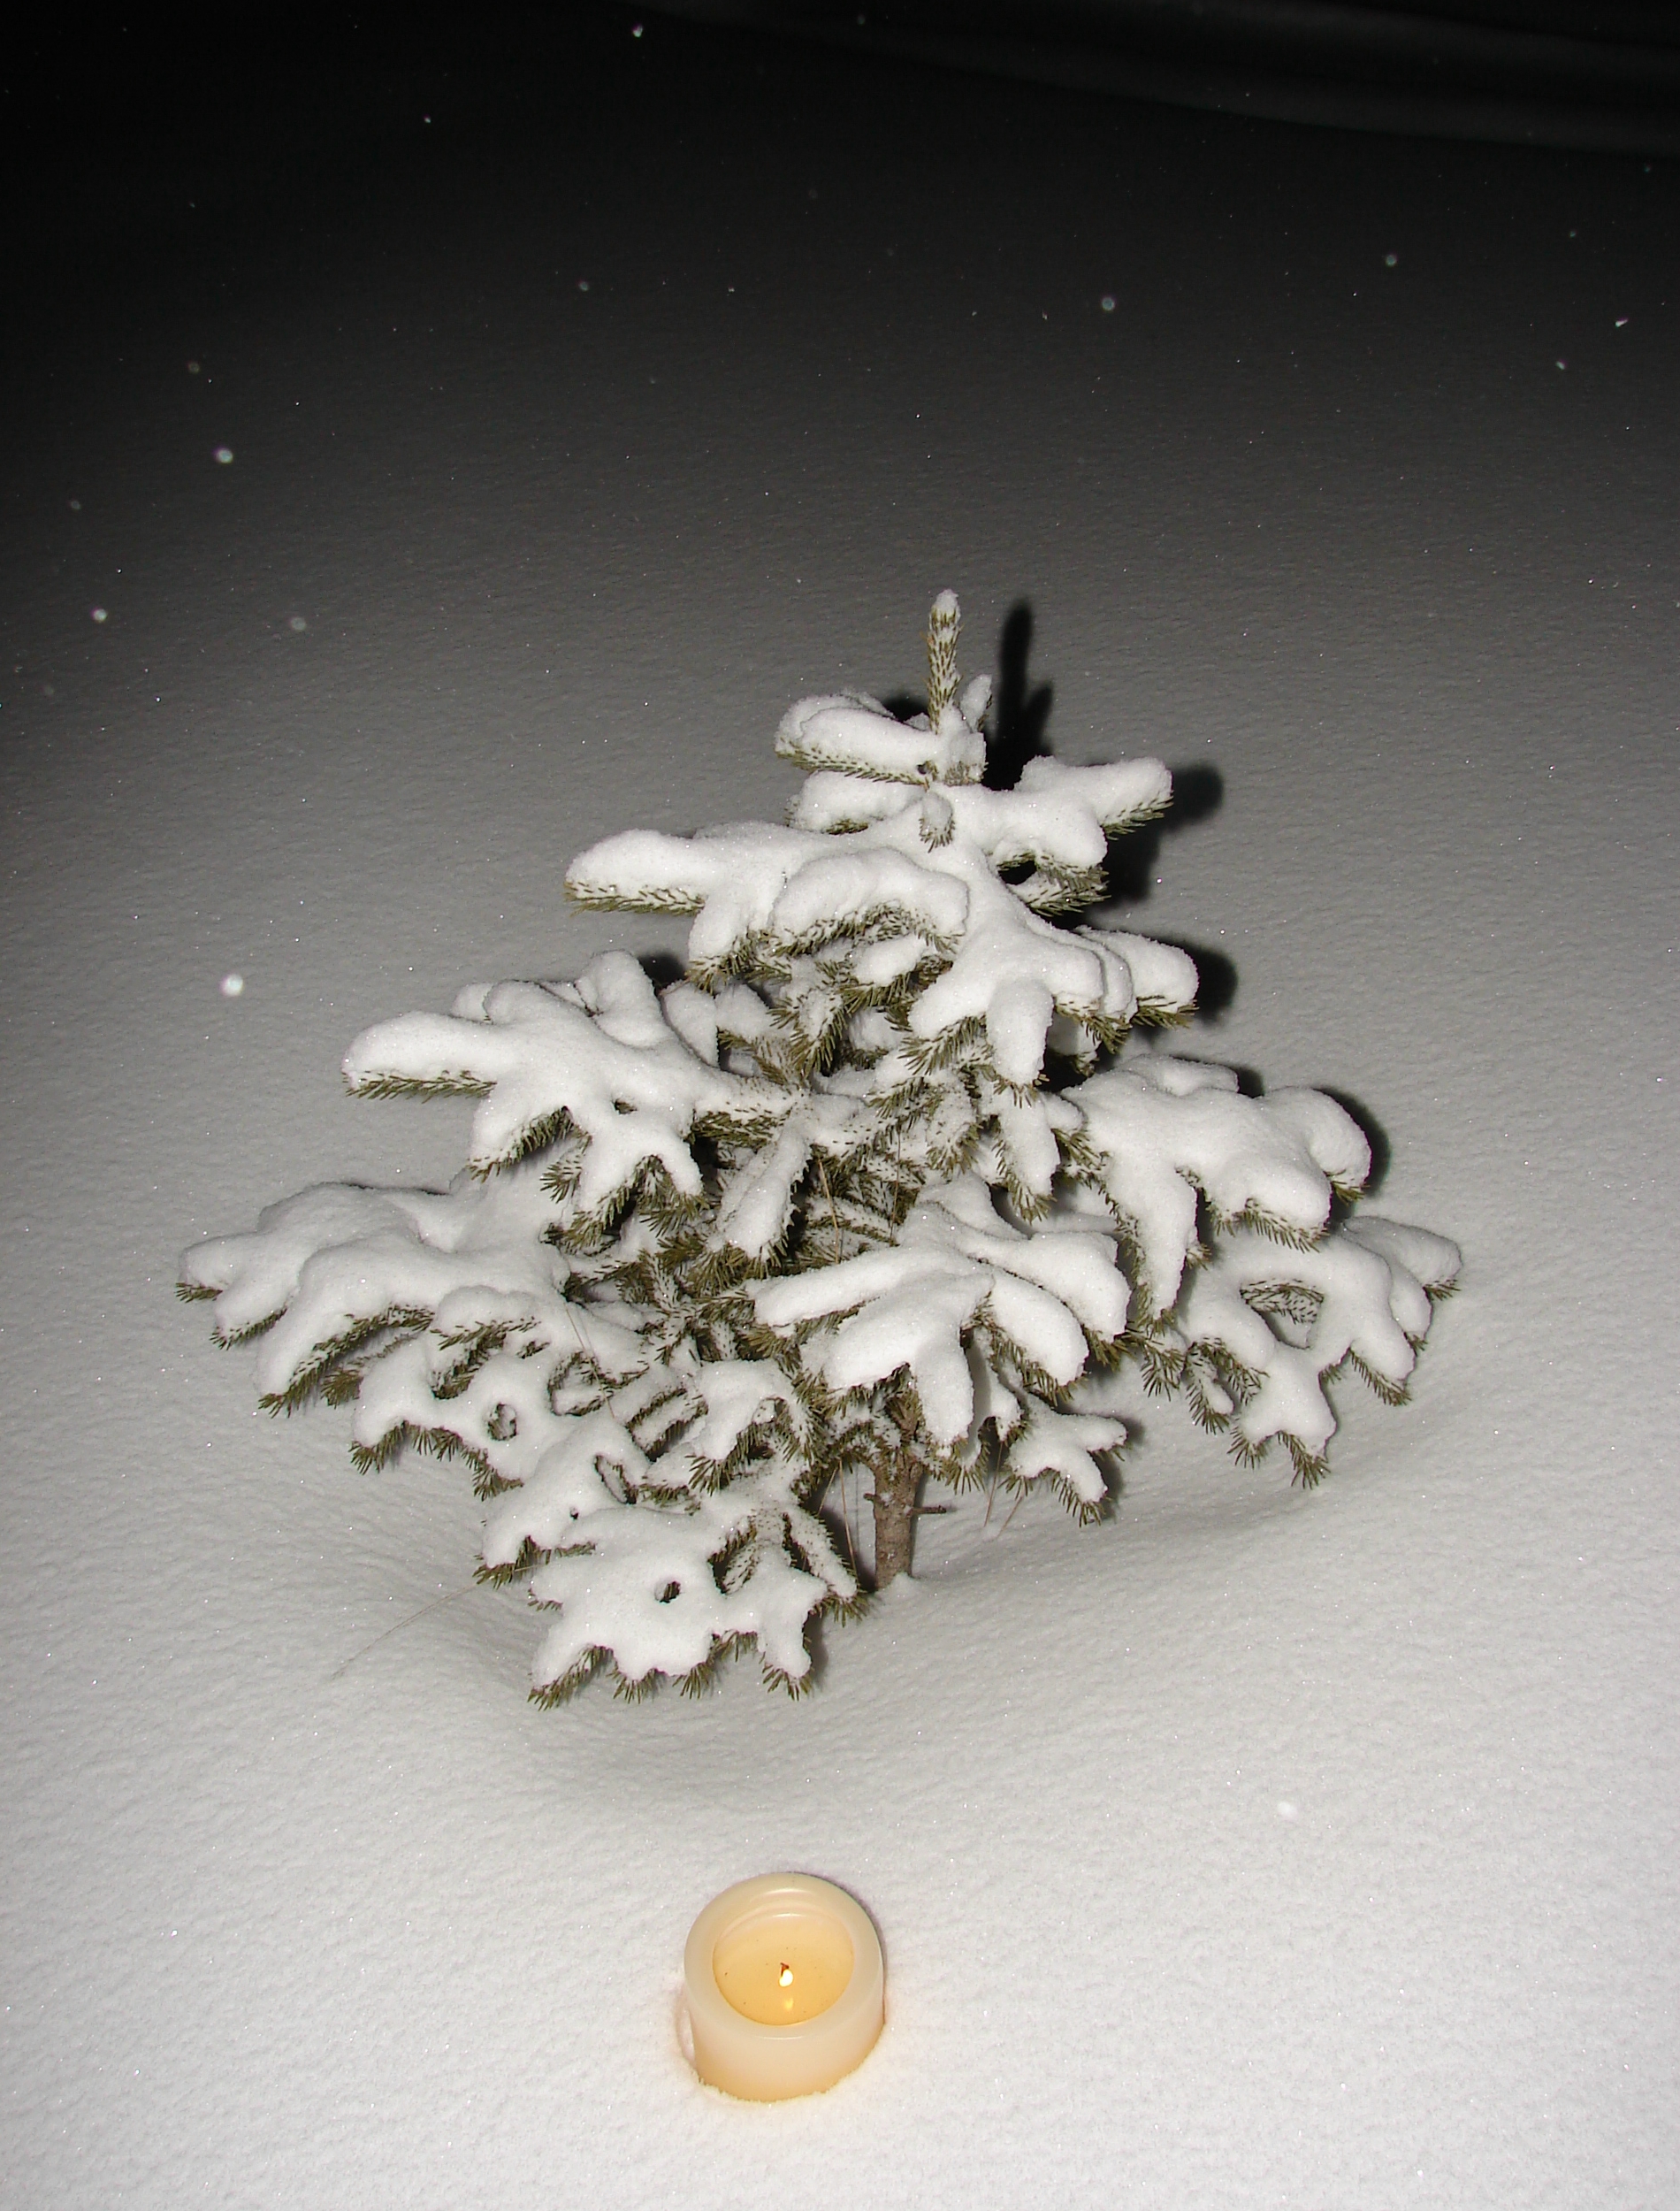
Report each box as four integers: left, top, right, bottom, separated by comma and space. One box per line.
778, 1964, 793, 1985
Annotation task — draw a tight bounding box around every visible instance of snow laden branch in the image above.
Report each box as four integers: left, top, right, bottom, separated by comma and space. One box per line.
181, 591, 1458, 1707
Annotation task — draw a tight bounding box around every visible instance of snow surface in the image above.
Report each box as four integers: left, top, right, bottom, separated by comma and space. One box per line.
4, 16, 1678, 2208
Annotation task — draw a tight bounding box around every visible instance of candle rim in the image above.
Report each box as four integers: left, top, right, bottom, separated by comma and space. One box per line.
684, 1871, 884, 2047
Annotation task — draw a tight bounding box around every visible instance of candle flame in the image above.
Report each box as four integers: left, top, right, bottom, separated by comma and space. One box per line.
778, 1963, 793, 1986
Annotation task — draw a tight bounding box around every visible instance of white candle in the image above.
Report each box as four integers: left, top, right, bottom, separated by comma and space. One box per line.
683, 1872, 884, 2100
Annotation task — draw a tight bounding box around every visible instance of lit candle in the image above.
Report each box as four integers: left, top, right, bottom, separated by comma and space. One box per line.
683, 1872, 884, 2100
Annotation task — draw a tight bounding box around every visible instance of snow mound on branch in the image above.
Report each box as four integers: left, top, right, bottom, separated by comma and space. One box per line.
676, 1358, 805, 1480
753, 1174, 1128, 1442
345, 951, 768, 1191
713, 1118, 814, 1259
776, 692, 986, 784
481, 1408, 649, 1555
904, 861, 1142, 1084
1072, 1056, 1373, 1315
1178, 1216, 1461, 1471
523, 1463, 850, 1695
1078, 930, 1198, 1021
1005, 1401, 1128, 1507
179, 1167, 590, 1404
789, 754, 1172, 864
569, 765, 1185, 1079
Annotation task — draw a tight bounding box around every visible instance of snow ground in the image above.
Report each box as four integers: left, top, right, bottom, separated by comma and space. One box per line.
3, 15, 1676, 2207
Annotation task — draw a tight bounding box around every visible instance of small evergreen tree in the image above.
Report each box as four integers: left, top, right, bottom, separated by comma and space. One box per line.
181, 593, 1457, 1704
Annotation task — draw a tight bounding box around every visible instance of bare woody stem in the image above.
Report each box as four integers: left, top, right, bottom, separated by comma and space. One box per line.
870, 1450, 920, 1587
869, 1380, 924, 1586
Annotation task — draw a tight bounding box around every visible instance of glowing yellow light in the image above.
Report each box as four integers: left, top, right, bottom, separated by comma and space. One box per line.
685, 1873, 884, 2100
712, 1911, 851, 2024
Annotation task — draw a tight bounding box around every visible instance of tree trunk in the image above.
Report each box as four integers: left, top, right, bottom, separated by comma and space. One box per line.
870, 1451, 920, 1587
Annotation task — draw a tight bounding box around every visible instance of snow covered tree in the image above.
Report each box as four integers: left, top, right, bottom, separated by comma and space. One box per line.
180, 592, 1457, 1705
